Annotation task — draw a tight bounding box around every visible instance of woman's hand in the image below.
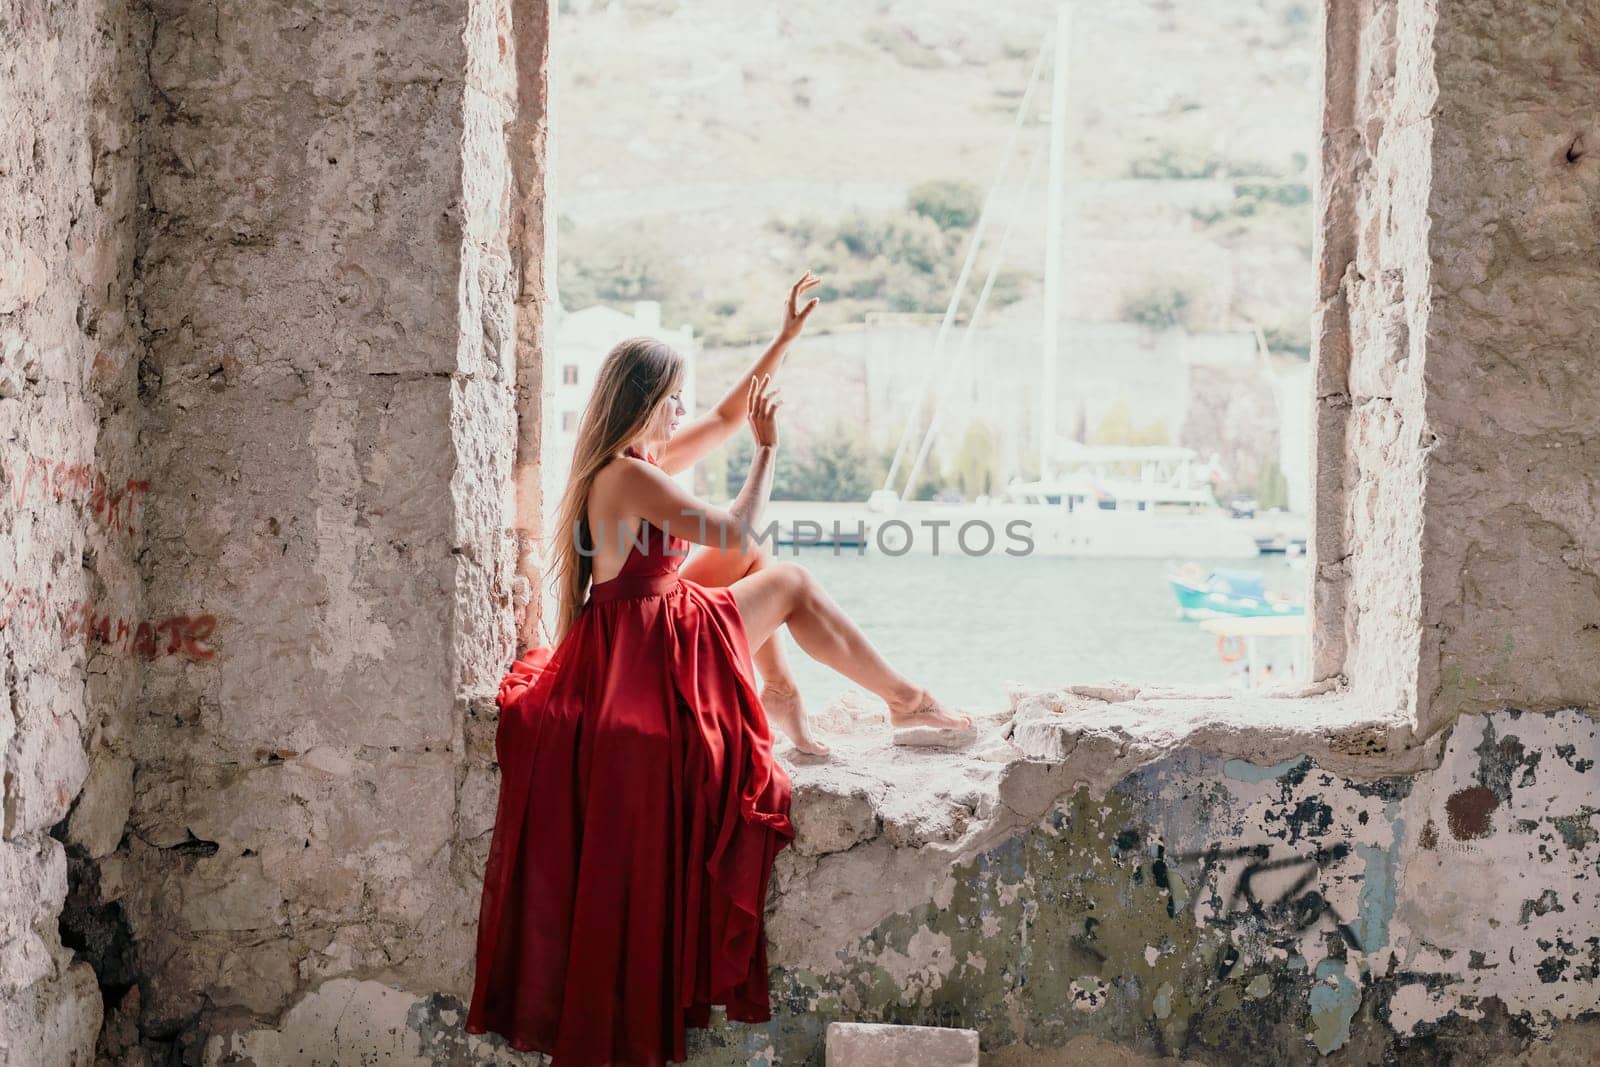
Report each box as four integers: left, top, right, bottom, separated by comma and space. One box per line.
778, 271, 822, 342
746, 373, 782, 448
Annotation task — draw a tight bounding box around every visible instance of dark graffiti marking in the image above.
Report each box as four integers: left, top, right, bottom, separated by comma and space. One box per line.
1173, 841, 1366, 961
1115, 827, 1368, 966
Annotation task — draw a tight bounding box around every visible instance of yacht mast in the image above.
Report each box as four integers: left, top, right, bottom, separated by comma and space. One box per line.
1040, 3, 1071, 482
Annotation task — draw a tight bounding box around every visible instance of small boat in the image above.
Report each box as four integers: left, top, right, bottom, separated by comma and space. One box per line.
1253, 533, 1308, 556
1169, 564, 1304, 621
762, 501, 874, 548
1202, 614, 1310, 688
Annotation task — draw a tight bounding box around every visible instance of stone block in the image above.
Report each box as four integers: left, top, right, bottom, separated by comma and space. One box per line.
791, 785, 877, 856
825, 1022, 979, 1067
66, 751, 135, 858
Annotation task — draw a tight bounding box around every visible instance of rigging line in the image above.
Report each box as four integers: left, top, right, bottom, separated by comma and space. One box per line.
881, 30, 1052, 497
900, 132, 1047, 501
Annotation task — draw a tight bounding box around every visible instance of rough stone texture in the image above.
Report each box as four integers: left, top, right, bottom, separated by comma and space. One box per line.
1, 0, 146, 1059
1311, 0, 1435, 720
172, 699, 1598, 1063
825, 1021, 979, 1067
1313, 0, 1600, 735
678, 704, 1600, 1063
122, 0, 524, 1043
1415, 0, 1600, 733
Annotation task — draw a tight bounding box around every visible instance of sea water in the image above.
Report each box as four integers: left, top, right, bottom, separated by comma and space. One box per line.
780, 550, 1307, 712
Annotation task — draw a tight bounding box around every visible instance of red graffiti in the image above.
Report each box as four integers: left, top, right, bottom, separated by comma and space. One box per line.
0, 582, 215, 662
0, 582, 53, 632
1, 450, 149, 537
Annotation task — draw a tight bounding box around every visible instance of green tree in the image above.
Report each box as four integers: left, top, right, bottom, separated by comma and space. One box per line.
875, 439, 946, 501
1262, 321, 1312, 361
907, 180, 981, 230
953, 422, 998, 500
1119, 284, 1196, 331
1256, 455, 1290, 510
783, 431, 876, 502
721, 432, 877, 503
1092, 400, 1172, 447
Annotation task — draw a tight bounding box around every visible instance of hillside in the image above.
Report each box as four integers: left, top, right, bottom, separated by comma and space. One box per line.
553, 0, 1320, 350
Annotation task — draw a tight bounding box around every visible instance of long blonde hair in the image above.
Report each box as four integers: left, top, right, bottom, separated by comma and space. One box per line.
548, 336, 685, 641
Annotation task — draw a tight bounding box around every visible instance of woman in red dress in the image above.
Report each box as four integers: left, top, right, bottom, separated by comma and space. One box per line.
466, 274, 971, 1065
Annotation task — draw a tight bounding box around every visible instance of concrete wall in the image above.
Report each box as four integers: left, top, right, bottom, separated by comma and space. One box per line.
700, 318, 1274, 491
193, 695, 1600, 1065
1313, 0, 1600, 734
1, 1, 148, 1061
1416, 0, 1600, 732
106, 0, 531, 1059
725, 702, 1600, 1064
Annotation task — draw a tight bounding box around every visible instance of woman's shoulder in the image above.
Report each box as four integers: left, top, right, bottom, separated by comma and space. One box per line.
595, 450, 656, 484
589, 451, 656, 512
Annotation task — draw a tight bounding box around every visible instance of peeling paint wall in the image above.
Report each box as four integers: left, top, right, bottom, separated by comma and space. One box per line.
688, 708, 1600, 1064
179, 705, 1598, 1064
1, 0, 148, 1061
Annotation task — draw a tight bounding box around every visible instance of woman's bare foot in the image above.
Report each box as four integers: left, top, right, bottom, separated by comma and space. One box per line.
762, 682, 831, 756
886, 687, 974, 731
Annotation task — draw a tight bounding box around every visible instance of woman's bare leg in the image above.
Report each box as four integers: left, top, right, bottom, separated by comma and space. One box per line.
730, 561, 972, 730
683, 542, 829, 754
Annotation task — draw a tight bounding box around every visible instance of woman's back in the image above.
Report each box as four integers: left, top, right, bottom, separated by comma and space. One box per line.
584, 446, 683, 587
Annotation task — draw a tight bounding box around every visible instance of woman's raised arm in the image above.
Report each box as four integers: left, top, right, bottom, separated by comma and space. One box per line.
655, 272, 819, 475
615, 372, 783, 551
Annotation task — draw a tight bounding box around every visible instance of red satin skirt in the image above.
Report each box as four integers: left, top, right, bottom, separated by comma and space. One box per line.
465, 571, 793, 1065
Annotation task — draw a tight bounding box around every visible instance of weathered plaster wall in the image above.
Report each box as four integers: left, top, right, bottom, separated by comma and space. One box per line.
1, 1, 148, 1062
729, 704, 1600, 1064
1416, 0, 1600, 733
109, 0, 528, 1058
7, 0, 1597, 1063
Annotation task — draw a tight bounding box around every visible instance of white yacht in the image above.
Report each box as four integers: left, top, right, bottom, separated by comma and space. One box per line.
856, 443, 1264, 559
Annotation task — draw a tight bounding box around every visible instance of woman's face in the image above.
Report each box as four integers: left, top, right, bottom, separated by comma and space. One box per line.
641, 381, 685, 445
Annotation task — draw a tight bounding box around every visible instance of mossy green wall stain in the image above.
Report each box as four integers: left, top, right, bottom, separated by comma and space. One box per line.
701, 785, 1342, 1063
1550, 808, 1598, 850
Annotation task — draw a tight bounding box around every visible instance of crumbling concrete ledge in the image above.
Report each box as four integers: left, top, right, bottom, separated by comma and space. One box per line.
693, 685, 1600, 1064
768, 681, 1424, 977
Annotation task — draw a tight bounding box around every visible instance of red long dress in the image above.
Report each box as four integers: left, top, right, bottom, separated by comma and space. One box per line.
466, 447, 794, 1065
